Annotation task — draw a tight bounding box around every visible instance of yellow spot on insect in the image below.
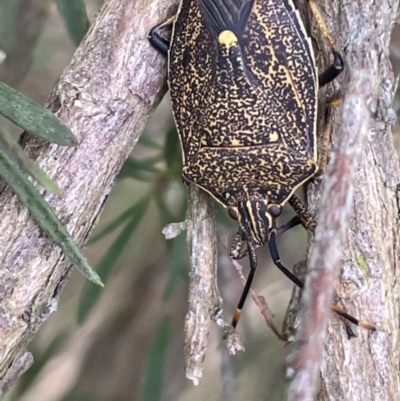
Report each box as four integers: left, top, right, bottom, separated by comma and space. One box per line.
231, 139, 242, 146
218, 30, 238, 46
270, 132, 279, 142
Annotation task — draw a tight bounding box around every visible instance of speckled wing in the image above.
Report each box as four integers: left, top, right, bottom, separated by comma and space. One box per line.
168, 0, 215, 164
169, 0, 319, 207
182, 145, 317, 206
240, 0, 318, 154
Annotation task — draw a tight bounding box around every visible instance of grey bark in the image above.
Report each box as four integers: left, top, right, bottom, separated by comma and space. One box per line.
286, 0, 400, 400
0, 0, 178, 394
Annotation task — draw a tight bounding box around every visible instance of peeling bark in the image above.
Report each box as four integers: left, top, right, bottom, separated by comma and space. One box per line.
0, 0, 178, 394
286, 1, 400, 400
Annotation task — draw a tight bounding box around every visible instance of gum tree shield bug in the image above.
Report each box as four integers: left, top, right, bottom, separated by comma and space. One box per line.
149, 0, 375, 332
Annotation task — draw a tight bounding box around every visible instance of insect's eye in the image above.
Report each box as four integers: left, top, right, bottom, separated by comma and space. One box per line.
228, 208, 238, 221
268, 205, 282, 218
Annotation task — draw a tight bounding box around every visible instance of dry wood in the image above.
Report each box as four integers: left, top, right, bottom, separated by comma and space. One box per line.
286, 0, 400, 400
0, 0, 179, 394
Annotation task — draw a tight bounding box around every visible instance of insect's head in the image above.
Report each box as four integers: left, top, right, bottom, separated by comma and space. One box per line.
229, 200, 282, 246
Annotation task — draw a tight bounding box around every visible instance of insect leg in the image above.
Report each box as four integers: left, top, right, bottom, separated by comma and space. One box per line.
330, 304, 376, 332
231, 242, 258, 328
231, 212, 313, 326
306, 0, 344, 87
288, 195, 316, 231
230, 228, 248, 260
318, 51, 343, 87
269, 232, 304, 288
275, 215, 301, 237
148, 16, 176, 55
276, 216, 302, 237
270, 232, 376, 331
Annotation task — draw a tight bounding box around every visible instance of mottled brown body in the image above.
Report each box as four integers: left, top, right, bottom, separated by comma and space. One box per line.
149, 0, 377, 333
169, 0, 318, 223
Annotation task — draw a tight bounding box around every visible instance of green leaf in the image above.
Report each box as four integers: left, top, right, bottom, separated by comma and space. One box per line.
0, 130, 62, 194
163, 125, 181, 172
178, 187, 188, 219
118, 157, 162, 181
163, 232, 187, 299
54, 0, 90, 46
0, 81, 77, 146
154, 184, 187, 226
88, 195, 151, 244
153, 193, 176, 225
0, 144, 102, 286
138, 133, 161, 150
78, 198, 150, 323
143, 318, 170, 401
1, 0, 18, 53
60, 395, 93, 401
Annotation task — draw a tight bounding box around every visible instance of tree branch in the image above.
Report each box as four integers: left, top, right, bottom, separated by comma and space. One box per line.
0, 0, 178, 393
286, 0, 400, 399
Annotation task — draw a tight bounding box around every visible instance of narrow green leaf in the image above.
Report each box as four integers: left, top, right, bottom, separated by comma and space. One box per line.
1, 0, 18, 53
163, 232, 187, 299
118, 157, 162, 180
163, 125, 181, 171
78, 198, 150, 323
143, 319, 170, 401
153, 192, 176, 225
138, 133, 161, 150
0, 130, 62, 194
0, 81, 77, 145
0, 146, 102, 286
154, 184, 187, 226
178, 186, 188, 219
88, 196, 150, 243
54, 0, 90, 46
60, 395, 93, 401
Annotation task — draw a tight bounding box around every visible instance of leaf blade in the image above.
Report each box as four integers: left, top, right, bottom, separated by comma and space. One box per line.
78, 198, 150, 322
54, 0, 90, 46
0, 130, 62, 194
0, 81, 77, 146
0, 144, 102, 285
143, 318, 170, 401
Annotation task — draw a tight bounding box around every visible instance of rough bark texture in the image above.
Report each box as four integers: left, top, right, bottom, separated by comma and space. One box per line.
0, 0, 399, 398
184, 185, 220, 384
286, 0, 400, 400
0, 0, 178, 394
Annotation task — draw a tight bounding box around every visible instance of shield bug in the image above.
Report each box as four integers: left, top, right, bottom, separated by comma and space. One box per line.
149, 0, 375, 332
